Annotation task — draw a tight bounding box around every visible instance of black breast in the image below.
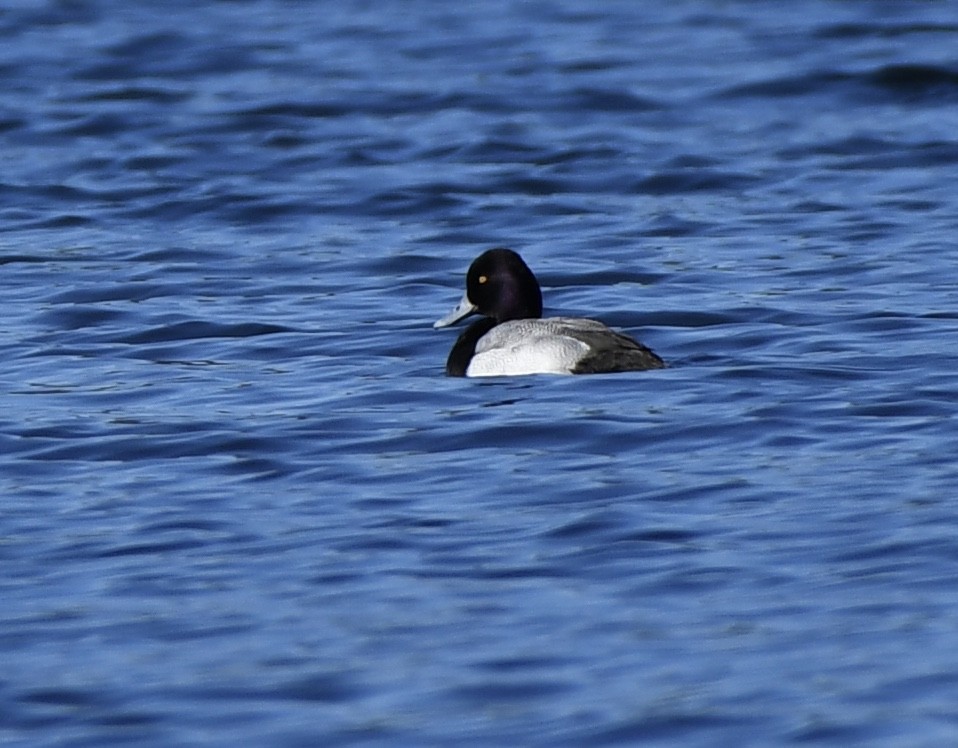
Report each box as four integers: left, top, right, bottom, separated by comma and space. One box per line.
445, 317, 498, 376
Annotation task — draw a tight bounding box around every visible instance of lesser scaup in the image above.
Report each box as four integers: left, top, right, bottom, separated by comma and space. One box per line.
434, 248, 665, 377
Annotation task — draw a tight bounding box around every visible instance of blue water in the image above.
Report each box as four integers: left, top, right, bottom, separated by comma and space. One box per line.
3, 1, 958, 745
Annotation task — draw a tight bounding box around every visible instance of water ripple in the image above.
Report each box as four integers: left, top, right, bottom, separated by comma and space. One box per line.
2, 2, 958, 746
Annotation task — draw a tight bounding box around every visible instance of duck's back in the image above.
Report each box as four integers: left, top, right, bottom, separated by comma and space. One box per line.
558, 318, 665, 374
467, 317, 664, 377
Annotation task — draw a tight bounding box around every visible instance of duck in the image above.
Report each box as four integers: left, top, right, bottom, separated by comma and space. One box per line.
434, 248, 665, 377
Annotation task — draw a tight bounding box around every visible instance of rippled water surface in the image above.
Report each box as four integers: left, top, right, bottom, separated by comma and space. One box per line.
3, 1, 958, 745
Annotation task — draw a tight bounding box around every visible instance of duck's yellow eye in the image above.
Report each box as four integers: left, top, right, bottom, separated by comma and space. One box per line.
478, 275, 488, 284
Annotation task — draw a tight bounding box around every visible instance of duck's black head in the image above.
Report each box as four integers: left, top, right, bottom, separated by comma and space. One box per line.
434, 248, 543, 329
466, 248, 543, 322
